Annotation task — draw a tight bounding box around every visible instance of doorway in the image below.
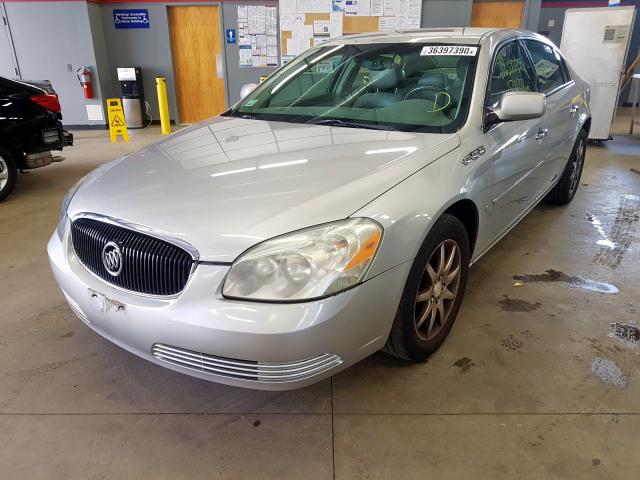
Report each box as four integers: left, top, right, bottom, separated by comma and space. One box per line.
471, 1, 525, 29
168, 6, 226, 124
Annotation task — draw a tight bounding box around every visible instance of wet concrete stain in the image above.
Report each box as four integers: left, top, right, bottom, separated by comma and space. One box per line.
453, 357, 475, 373
501, 335, 524, 352
591, 194, 639, 269
609, 322, 640, 346
591, 357, 628, 389
499, 295, 541, 312
513, 270, 619, 294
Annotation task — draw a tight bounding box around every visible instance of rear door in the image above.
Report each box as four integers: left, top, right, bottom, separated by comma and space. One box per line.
522, 39, 578, 192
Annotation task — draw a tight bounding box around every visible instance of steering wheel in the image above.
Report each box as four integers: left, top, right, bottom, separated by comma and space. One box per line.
403, 86, 438, 101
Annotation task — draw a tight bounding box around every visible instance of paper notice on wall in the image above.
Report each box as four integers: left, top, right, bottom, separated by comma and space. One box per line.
344, 0, 358, 16
370, 0, 384, 16
383, 0, 398, 16
287, 37, 311, 56
239, 45, 252, 67
297, 0, 313, 13
603, 24, 630, 44
329, 11, 343, 37
293, 13, 306, 27
86, 104, 104, 122
378, 16, 397, 30
331, 0, 344, 12
293, 23, 314, 39
280, 0, 297, 13
312, 0, 331, 13
248, 6, 266, 35
314, 20, 331, 35
265, 6, 278, 35
358, 0, 371, 15
280, 13, 294, 31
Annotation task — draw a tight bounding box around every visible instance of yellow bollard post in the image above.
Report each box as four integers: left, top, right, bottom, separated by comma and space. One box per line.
156, 77, 171, 135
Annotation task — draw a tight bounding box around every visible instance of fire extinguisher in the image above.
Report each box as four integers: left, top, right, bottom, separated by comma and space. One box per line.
77, 66, 93, 99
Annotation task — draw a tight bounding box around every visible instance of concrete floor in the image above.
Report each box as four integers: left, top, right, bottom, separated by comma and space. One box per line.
1, 113, 639, 479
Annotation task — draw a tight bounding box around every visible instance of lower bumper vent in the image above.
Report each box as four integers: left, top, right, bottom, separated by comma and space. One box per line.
151, 344, 342, 383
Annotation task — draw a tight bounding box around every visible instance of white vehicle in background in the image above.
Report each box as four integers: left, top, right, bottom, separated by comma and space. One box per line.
49, 29, 590, 390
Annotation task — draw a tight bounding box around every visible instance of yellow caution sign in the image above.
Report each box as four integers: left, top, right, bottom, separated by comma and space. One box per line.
106, 98, 129, 143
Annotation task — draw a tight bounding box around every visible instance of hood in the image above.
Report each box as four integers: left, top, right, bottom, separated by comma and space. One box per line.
69, 116, 459, 262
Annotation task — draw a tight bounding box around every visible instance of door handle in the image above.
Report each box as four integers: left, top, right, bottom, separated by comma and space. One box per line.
570, 104, 579, 117
535, 128, 548, 143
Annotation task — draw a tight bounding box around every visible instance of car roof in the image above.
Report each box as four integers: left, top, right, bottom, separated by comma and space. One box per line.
322, 28, 529, 46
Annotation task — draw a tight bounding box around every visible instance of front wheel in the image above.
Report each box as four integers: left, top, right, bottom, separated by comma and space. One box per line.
0, 146, 18, 202
545, 129, 587, 205
383, 214, 470, 361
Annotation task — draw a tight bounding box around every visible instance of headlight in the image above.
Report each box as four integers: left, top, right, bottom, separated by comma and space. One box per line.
222, 218, 383, 302
56, 175, 87, 240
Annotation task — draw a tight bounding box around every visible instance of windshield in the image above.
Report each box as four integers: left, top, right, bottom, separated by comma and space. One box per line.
226, 43, 478, 133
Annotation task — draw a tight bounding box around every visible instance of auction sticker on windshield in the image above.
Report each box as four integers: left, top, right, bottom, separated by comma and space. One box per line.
421, 46, 478, 56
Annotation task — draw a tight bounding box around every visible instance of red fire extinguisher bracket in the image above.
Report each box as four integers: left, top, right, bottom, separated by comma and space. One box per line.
77, 66, 94, 99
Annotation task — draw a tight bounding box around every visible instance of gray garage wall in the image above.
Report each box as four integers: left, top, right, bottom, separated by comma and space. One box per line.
93, 2, 181, 124
421, 0, 472, 28
2, 1, 107, 127
0, 5, 18, 78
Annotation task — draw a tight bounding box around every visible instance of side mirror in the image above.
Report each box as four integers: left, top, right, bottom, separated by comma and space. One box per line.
239, 83, 258, 100
487, 92, 546, 127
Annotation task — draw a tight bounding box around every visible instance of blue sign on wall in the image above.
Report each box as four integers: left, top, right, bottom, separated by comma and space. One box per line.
113, 9, 150, 29
226, 29, 237, 44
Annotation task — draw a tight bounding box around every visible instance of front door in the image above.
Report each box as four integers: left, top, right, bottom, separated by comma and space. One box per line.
478, 40, 544, 248
168, 6, 226, 124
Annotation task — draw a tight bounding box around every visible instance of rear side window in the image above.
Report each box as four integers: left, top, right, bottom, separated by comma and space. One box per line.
488, 41, 535, 108
523, 40, 566, 94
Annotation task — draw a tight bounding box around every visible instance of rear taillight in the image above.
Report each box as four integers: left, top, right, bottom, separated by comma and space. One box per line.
30, 94, 61, 113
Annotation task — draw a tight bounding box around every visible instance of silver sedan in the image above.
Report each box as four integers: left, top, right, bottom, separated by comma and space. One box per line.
48, 28, 590, 389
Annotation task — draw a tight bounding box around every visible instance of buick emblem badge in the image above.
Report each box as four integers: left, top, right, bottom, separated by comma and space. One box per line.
102, 241, 123, 277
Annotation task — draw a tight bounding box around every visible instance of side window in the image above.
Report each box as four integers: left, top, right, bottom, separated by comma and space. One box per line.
488, 41, 535, 108
523, 40, 566, 94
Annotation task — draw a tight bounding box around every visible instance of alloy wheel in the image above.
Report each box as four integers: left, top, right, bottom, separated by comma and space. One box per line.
414, 239, 462, 341
0, 155, 7, 191
569, 137, 585, 194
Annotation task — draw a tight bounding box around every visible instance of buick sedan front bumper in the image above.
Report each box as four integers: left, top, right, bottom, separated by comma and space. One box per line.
48, 231, 410, 390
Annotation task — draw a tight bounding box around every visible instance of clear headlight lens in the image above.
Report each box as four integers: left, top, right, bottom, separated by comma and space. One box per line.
222, 218, 383, 302
56, 175, 88, 240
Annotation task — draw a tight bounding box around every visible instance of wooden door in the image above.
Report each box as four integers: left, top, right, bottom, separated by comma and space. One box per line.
168, 6, 226, 124
471, 1, 524, 29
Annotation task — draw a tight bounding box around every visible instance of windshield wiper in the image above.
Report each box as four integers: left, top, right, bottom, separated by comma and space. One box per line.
306, 118, 385, 130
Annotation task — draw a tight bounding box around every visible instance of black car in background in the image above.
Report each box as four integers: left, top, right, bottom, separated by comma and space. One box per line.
0, 76, 73, 201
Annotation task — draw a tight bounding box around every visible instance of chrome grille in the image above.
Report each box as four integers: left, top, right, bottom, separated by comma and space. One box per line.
70, 217, 194, 296
152, 344, 343, 383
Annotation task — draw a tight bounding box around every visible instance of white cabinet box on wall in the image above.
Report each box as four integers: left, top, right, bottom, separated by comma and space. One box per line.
560, 6, 636, 140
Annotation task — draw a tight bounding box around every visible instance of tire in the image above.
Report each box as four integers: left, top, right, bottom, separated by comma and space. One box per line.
0, 146, 18, 202
383, 213, 470, 361
545, 129, 587, 205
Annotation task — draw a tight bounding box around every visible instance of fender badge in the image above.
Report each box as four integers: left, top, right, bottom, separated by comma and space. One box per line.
462, 146, 486, 165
